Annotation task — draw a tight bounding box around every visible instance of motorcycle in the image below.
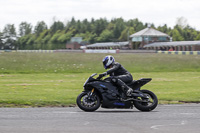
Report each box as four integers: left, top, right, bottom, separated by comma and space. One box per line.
76, 73, 158, 112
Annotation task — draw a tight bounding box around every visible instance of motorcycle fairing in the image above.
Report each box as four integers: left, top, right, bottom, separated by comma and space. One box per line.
84, 81, 132, 109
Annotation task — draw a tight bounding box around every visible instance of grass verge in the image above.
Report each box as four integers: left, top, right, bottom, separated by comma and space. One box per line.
0, 72, 200, 107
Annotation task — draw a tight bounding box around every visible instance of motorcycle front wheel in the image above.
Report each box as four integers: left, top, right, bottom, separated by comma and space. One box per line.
76, 91, 101, 112
133, 90, 158, 111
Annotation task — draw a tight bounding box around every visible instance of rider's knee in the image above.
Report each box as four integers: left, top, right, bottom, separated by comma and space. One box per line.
111, 77, 118, 83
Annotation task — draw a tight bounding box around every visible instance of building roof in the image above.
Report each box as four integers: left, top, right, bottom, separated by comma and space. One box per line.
130, 27, 170, 37
87, 42, 129, 48
144, 41, 200, 48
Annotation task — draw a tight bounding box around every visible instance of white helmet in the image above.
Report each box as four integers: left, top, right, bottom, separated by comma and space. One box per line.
102, 55, 115, 69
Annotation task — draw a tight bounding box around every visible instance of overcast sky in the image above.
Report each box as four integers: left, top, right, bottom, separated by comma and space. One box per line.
0, 0, 200, 32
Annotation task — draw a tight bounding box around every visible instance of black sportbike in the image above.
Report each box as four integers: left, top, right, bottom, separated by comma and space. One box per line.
76, 73, 158, 112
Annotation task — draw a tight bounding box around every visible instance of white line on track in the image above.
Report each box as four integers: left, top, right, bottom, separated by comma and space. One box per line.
151, 120, 187, 130
52, 111, 77, 114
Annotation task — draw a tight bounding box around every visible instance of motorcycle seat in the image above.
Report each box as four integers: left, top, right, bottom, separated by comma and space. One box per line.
127, 80, 138, 87
127, 78, 152, 90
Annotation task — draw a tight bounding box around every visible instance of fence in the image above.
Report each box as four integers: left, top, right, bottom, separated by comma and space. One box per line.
3, 50, 199, 55
0, 49, 156, 53
0, 50, 80, 53
157, 51, 200, 55
17, 50, 54, 53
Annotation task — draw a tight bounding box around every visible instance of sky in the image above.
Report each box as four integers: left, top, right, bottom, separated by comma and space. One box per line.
0, 0, 200, 32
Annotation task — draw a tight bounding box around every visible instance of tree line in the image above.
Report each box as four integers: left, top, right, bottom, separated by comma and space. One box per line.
0, 17, 200, 50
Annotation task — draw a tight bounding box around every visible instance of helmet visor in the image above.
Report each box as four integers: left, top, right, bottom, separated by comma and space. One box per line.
103, 59, 108, 69
103, 56, 109, 69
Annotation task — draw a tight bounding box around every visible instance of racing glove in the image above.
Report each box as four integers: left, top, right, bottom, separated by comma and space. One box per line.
98, 72, 107, 79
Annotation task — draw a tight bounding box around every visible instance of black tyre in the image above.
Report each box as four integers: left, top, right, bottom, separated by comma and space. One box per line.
133, 90, 158, 111
76, 91, 101, 112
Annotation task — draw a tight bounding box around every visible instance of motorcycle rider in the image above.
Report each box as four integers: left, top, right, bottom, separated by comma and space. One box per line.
99, 55, 133, 97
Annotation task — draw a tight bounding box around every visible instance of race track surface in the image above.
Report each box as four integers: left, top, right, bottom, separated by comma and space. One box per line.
0, 104, 199, 133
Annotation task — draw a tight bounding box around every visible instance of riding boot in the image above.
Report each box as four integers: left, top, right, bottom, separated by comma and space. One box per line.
117, 79, 133, 97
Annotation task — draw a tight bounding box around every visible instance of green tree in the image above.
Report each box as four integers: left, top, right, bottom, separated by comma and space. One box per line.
57, 32, 72, 43
195, 33, 200, 40
174, 25, 184, 37
170, 29, 184, 41
3, 24, 17, 49
34, 29, 51, 49
97, 29, 113, 42
75, 20, 82, 34
3, 24, 16, 37
66, 17, 76, 29
119, 27, 135, 41
19, 22, 32, 36
26, 34, 36, 49
49, 30, 66, 49
17, 34, 33, 49
107, 23, 115, 31
113, 18, 125, 39
93, 18, 108, 36
183, 26, 198, 41
157, 24, 169, 34
127, 18, 145, 32
34, 21, 47, 36
50, 21, 64, 33
82, 18, 91, 32
50, 30, 61, 44
10, 17, 200, 50
0, 31, 4, 49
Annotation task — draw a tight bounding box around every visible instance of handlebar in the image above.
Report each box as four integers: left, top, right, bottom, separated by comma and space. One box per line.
90, 73, 105, 80
96, 75, 103, 80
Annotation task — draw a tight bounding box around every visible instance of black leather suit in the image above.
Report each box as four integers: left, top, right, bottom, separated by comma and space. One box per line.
105, 62, 133, 91
106, 62, 132, 82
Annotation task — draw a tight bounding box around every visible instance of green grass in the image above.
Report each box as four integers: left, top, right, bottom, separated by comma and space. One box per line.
0, 72, 200, 107
0, 52, 200, 74
0, 73, 87, 107
138, 72, 200, 104
0, 52, 200, 107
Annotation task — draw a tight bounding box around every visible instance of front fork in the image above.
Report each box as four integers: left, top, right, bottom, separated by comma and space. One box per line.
87, 88, 95, 100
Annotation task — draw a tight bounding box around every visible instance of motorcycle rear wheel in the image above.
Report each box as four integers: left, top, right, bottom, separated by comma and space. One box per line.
76, 91, 101, 112
133, 90, 158, 111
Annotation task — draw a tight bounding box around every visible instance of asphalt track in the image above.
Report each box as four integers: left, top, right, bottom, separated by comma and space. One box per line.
0, 104, 200, 133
